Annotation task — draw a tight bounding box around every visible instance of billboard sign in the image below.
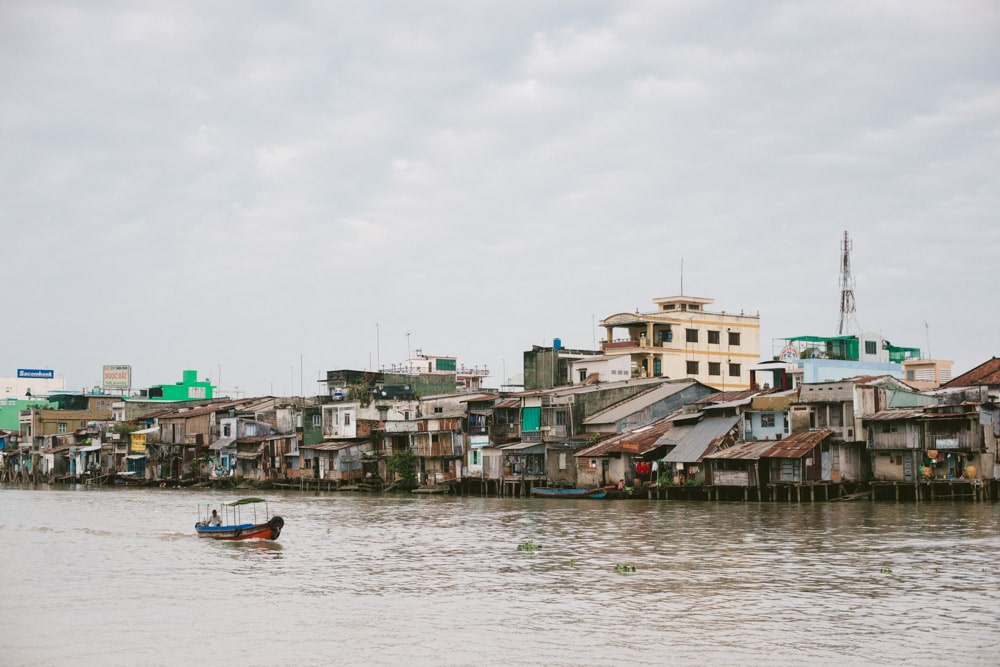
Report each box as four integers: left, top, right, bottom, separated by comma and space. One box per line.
131, 432, 146, 453
102, 365, 132, 390
18, 369, 54, 379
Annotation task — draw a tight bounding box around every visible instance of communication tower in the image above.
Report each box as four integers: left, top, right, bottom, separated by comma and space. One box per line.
837, 230, 861, 335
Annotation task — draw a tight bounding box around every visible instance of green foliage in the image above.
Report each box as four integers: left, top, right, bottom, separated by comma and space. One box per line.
517, 540, 542, 552
614, 564, 637, 573
386, 449, 417, 486
879, 567, 893, 574
347, 384, 372, 406
109, 422, 140, 436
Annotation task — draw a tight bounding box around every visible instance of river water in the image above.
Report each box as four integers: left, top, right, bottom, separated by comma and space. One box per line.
1, 485, 998, 666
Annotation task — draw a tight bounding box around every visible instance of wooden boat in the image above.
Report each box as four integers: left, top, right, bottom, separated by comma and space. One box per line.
530, 487, 607, 499
195, 497, 284, 541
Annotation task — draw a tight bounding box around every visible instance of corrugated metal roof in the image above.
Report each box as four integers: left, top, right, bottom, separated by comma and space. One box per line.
865, 408, 926, 421
494, 399, 520, 409
576, 418, 675, 457
696, 389, 762, 405
758, 430, 833, 459
704, 440, 775, 460
662, 415, 740, 463
582, 382, 696, 425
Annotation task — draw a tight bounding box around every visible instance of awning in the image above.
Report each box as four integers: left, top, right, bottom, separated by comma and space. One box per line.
77, 443, 102, 452
500, 442, 544, 455
236, 452, 262, 460
125, 454, 147, 460
209, 437, 236, 451
301, 441, 356, 451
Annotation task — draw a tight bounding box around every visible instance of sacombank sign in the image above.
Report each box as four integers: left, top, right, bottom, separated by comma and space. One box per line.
18, 369, 55, 379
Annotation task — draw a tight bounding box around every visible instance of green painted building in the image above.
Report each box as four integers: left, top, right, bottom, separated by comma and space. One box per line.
143, 370, 214, 401
0, 398, 53, 431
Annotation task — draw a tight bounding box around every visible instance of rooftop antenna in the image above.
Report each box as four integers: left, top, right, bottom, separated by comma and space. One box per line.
837, 231, 860, 335
924, 321, 932, 359
680, 257, 684, 295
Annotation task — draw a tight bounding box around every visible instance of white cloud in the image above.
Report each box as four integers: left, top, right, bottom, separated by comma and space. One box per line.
2, 0, 998, 391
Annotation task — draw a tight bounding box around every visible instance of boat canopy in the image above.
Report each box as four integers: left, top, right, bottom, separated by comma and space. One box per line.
225, 497, 267, 506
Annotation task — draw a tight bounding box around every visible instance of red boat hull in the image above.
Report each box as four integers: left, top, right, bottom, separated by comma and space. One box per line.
195, 516, 284, 541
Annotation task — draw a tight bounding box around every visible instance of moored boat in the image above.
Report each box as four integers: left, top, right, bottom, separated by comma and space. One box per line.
195, 497, 284, 541
530, 487, 607, 499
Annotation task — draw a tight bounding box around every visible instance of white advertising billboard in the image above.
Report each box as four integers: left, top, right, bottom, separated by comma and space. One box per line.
102, 365, 132, 390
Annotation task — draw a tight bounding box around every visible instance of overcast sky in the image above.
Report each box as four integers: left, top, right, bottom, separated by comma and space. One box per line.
3, 1, 998, 396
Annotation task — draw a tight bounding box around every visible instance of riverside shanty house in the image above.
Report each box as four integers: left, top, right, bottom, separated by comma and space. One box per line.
138, 397, 301, 481
864, 403, 993, 482
300, 398, 376, 482
233, 434, 298, 481
703, 429, 835, 500
468, 378, 685, 494
576, 417, 676, 488
656, 390, 760, 484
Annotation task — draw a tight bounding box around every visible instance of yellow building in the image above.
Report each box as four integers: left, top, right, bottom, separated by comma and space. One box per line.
599, 295, 760, 391
901, 358, 954, 391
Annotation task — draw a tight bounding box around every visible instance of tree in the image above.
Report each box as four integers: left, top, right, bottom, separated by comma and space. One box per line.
386, 449, 417, 487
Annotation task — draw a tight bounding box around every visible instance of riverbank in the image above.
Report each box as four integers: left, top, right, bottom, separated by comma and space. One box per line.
17, 472, 1000, 502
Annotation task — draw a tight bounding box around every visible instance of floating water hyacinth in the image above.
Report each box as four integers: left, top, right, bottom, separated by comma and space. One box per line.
517, 540, 542, 552
615, 564, 637, 573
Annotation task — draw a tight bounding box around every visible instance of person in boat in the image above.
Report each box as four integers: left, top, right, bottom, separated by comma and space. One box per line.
208, 509, 222, 526
617, 479, 626, 491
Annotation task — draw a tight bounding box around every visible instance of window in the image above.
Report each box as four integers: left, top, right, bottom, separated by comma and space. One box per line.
686, 361, 699, 375
728, 331, 741, 346
311, 415, 321, 427
58, 422, 67, 433
433, 406, 443, 414
245, 423, 256, 436
590, 458, 597, 468
760, 413, 776, 428
555, 411, 567, 426
559, 452, 567, 470
686, 329, 699, 343
470, 450, 481, 466
865, 340, 877, 355
662, 304, 675, 310
708, 330, 720, 344
728, 363, 741, 377
689, 304, 700, 310
344, 413, 351, 426
708, 362, 721, 376
223, 424, 231, 437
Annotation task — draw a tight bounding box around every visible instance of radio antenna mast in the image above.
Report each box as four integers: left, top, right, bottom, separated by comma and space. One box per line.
837, 231, 860, 335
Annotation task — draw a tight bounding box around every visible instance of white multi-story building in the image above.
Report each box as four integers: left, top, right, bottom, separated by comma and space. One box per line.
599, 295, 760, 391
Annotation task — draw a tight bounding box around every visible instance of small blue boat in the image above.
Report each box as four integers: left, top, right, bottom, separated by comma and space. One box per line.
530, 487, 607, 499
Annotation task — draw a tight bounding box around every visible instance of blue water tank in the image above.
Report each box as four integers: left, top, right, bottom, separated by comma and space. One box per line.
553, 338, 562, 350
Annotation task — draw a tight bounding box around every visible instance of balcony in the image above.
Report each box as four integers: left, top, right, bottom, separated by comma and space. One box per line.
603, 339, 639, 350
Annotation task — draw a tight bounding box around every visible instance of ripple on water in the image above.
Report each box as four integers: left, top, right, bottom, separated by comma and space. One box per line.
1, 487, 999, 666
